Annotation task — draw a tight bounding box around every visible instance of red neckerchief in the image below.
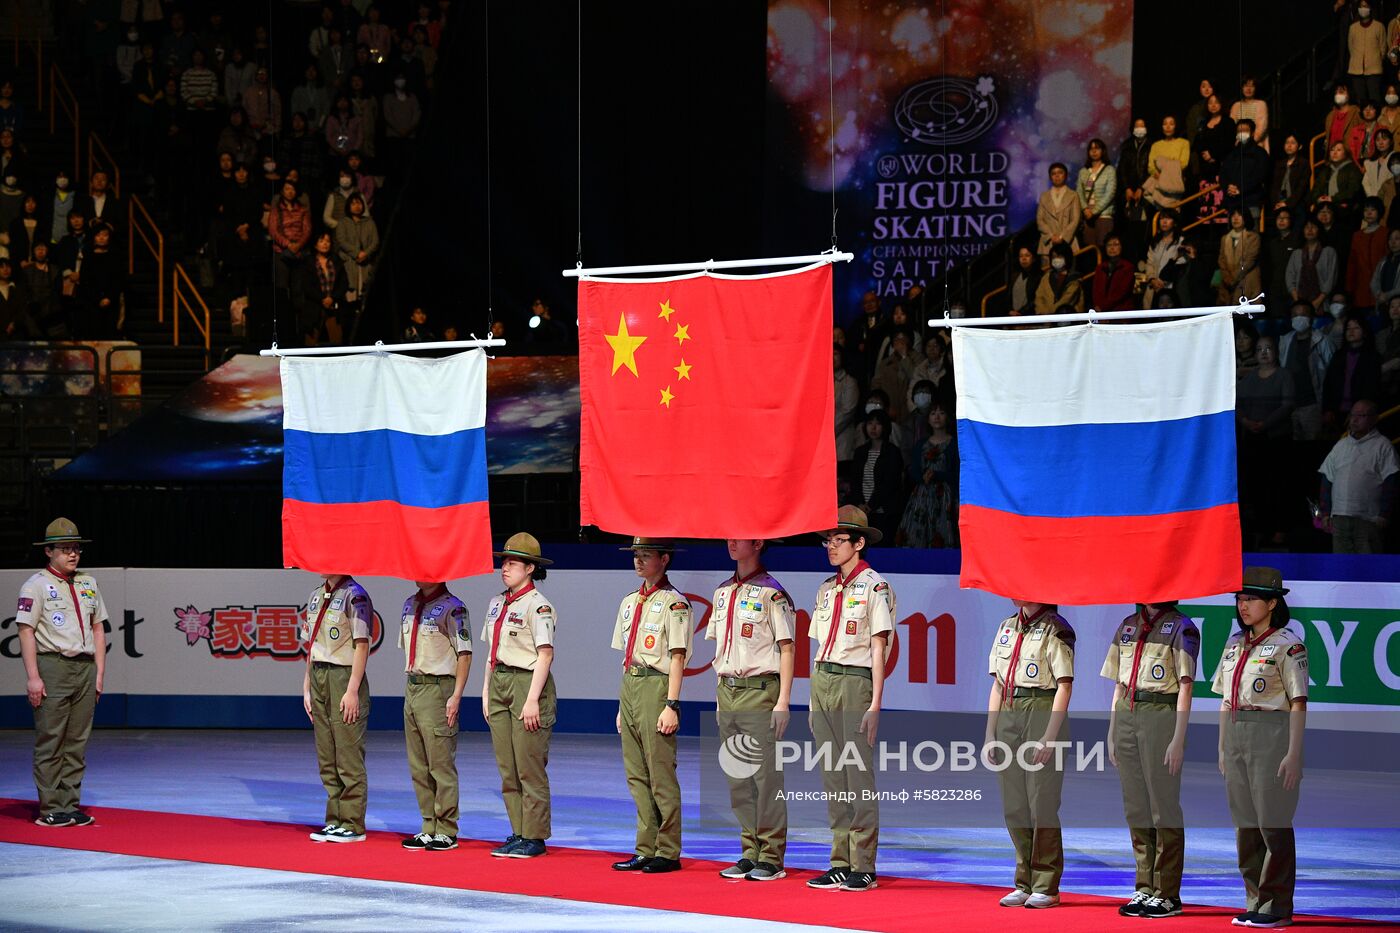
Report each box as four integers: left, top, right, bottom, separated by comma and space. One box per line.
407, 584, 447, 672
623, 576, 671, 668
1126, 606, 1169, 710
45, 565, 87, 651
1003, 605, 1053, 705
818, 561, 869, 662
722, 567, 766, 662
305, 579, 340, 661
490, 582, 535, 668
1229, 626, 1273, 721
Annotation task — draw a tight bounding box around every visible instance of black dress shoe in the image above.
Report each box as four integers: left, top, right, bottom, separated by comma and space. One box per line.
612, 855, 651, 871
641, 857, 682, 873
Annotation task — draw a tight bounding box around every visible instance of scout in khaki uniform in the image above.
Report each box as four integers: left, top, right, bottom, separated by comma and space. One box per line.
482, 533, 558, 859
985, 599, 1075, 909
399, 581, 471, 852
1102, 601, 1200, 919
708, 538, 795, 882
300, 573, 373, 843
1212, 568, 1307, 930
806, 506, 893, 894
16, 519, 108, 828
610, 537, 693, 875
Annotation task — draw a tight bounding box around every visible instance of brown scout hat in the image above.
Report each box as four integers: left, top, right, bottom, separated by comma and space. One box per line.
820, 505, 882, 546
1235, 566, 1289, 598
494, 532, 554, 566
33, 517, 91, 547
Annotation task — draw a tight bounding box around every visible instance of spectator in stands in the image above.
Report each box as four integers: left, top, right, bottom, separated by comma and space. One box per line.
309, 5, 338, 59
334, 0, 365, 41
834, 344, 860, 464
1265, 207, 1301, 317
251, 24, 272, 65
1382, 83, 1400, 135
349, 74, 380, 160
1036, 162, 1080, 263
1362, 128, 1395, 196
1221, 118, 1270, 222
1077, 138, 1116, 253
53, 208, 87, 289
1118, 117, 1152, 259
323, 168, 355, 230
358, 5, 393, 65
1287, 218, 1338, 312
412, 25, 437, 92
351, 43, 383, 98
1279, 300, 1335, 440
1311, 141, 1363, 220
325, 94, 363, 158
409, 3, 436, 44
1376, 294, 1400, 399
217, 107, 259, 167
383, 75, 422, 177
0, 81, 24, 136
859, 388, 904, 450
75, 170, 125, 233
528, 298, 570, 353
877, 304, 921, 359
1236, 335, 1296, 546
871, 329, 916, 420
1219, 209, 1263, 304
21, 241, 60, 337
154, 75, 196, 212
243, 66, 282, 143
1349, 4, 1387, 106
75, 223, 126, 339
292, 63, 331, 130
896, 400, 958, 549
1192, 94, 1235, 177
297, 231, 352, 346
1318, 398, 1397, 552
1091, 232, 1135, 312
157, 9, 196, 70
345, 150, 376, 210
1007, 244, 1041, 316
1323, 316, 1384, 432
179, 47, 219, 113
129, 41, 163, 159
1316, 201, 1352, 273
0, 171, 22, 235
402, 306, 433, 343
1347, 99, 1382, 164
0, 128, 25, 187
0, 256, 34, 338
47, 171, 76, 245
1235, 320, 1260, 380
430, 0, 452, 48
1371, 228, 1400, 311
223, 46, 256, 108
8, 194, 40, 262
279, 113, 327, 197
1141, 209, 1183, 308
320, 27, 353, 94
335, 192, 378, 304
1349, 197, 1390, 310
852, 291, 887, 384
1036, 242, 1083, 314
1326, 82, 1361, 151
1185, 78, 1215, 142
1146, 115, 1189, 209
845, 408, 905, 546
907, 335, 953, 416
217, 163, 263, 286
201, 9, 232, 69
1229, 76, 1269, 152
268, 179, 312, 291
115, 27, 141, 91
1173, 236, 1216, 308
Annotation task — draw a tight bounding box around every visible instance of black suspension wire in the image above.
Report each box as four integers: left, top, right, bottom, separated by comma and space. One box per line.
485, 0, 494, 327
940, 0, 950, 317
576, 0, 583, 266
828, 0, 837, 249
268, 0, 280, 347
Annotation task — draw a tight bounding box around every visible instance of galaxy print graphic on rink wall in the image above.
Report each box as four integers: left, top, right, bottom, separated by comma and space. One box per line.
765, 1, 1133, 319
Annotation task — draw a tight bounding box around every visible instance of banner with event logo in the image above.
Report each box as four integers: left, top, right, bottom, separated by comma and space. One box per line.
3, 569, 1398, 721
765, 0, 1133, 312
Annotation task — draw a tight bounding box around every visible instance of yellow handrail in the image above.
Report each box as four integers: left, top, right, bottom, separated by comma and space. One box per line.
980, 283, 1008, 317
978, 243, 1102, 317
128, 193, 164, 324
87, 131, 121, 199
48, 62, 78, 177
172, 262, 211, 361
1309, 131, 1328, 188
1183, 209, 1229, 234
1151, 183, 1222, 237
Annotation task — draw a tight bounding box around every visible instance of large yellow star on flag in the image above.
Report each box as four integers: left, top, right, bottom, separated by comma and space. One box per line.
658, 300, 676, 321
674, 323, 690, 345
605, 314, 647, 376
659, 385, 675, 408
674, 359, 692, 380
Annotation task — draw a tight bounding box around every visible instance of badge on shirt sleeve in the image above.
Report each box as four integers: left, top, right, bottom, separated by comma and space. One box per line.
535, 605, 552, 615
16, 597, 32, 612
998, 631, 1010, 645
1121, 625, 1136, 644
1151, 663, 1165, 680
1161, 622, 1175, 635
1286, 643, 1306, 657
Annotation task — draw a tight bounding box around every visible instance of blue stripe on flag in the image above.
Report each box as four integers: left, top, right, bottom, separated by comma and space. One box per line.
283, 427, 488, 508
957, 411, 1237, 518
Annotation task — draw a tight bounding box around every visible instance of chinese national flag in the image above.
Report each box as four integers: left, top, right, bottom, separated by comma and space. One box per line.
578, 263, 837, 539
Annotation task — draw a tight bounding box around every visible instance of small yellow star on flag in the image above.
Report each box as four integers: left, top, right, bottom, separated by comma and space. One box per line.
674, 359, 692, 380
658, 300, 676, 321
674, 323, 690, 345
659, 385, 675, 408
605, 314, 647, 376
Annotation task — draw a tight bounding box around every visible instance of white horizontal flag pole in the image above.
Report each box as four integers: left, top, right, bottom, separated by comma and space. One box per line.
562, 250, 854, 278
260, 339, 507, 357
927, 303, 1264, 328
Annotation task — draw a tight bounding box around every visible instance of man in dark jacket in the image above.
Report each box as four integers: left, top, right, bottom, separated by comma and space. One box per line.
1220, 119, 1271, 221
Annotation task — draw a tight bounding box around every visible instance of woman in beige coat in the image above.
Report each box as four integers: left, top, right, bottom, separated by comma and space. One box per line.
1037, 163, 1082, 265
1218, 209, 1262, 303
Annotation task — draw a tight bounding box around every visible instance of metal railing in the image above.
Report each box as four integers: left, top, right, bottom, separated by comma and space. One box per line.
128, 193, 165, 323
173, 261, 212, 360
88, 131, 121, 198
978, 244, 1101, 317
1309, 130, 1328, 187
1151, 184, 1221, 237
47, 62, 78, 177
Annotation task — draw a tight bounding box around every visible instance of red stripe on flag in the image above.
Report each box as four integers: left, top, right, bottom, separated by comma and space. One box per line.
959, 503, 1242, 604
282, 499, 493, 580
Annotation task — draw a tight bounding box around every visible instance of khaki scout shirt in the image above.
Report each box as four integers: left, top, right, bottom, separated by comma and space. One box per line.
482, 584, 556, 671
301, 578, 373, 666
611, 577, 692, 673
398, 586, 471, 676
809, 562, 895, 668
988, 607, 1075, 690
1211, 627, 1309, 712
705, 569, 796, 678
1100, 606, 1201, 698
15, 567, 108, 657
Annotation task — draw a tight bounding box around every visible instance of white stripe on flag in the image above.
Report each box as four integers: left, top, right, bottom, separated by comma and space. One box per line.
951, 311, 1235, 427
281, 350, 487, 436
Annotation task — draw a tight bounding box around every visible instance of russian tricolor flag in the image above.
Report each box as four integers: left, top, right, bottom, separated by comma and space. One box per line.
953, 311, 1242, 605
280, 350, 493, 581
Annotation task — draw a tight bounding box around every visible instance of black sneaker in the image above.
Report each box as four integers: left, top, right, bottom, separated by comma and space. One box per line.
746, 862, 786, 881
1140, 896, 1183, 918
720, 858, 756, 879
322, 826, 366, 843
1241, 915, 1291, 929
426, 834, 458, 851
1231, 913, 1258, 927
1119, 890, 1150, 916
402, 832, 432, 850
641, 857, 681, 873
491, 834, 523, 857
309, 823, 337, 842
34, 812, 75, 828
807, 867, 849, 889
840, 871, 877, 892
505, 838, 546, 858
66, 811, 95, 827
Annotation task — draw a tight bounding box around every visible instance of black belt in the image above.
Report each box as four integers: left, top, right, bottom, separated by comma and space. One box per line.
815, 661, 872, 679
38, 651, 94, 662
719, 674, 776, 689
407, 672, 453, 684
1130, 689, 1178, 704
311, 660, 347, 670
1012, 686, 1056, 698
493, 664, 532, 675
625, 664, 667, 678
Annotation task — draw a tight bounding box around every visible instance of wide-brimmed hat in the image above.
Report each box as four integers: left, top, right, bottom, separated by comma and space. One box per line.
494, 532, 553, 567
1235, 566, 1288, 598
33, 517, 90, 547
619, 537, 680, 553
820, 505, 882, 546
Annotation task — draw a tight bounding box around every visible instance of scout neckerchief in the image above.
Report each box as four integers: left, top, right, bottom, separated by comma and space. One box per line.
1229, 625, 1274, 722
489, 581, 535, 669
817, 561, 869, 662
1126, 606, 1169, 711
45, 565, 88, 652
407, 583, 447, 672
722, 567, 767, 663
1002, 605, 1053, 705
305, 578, 341, 661
622, 576, 670, 669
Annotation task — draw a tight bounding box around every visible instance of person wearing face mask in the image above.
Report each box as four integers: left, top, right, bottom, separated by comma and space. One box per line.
1380, 83, 1400, 136
1349, 4, 1387, 108
115, 28, 142, 89
1230, 76, 1269, 153
322, 170, 356, 230
1269, 134, 1309, 218
833, 344, 860, 464
907, 337, 953, 413
1277, 301, 1335, 440
1220, 209, 1263, 304
896, 401, 958, 548
1036, 163, 1081, 263
1346, 197, 1389, 310
1324, 83, 1361, 152
1035, 243, 1084, 316
1361, 127, 1395, 197
1117, 118, 1153, 260
1221, 118, 1270, 223
393, 36, 426, 96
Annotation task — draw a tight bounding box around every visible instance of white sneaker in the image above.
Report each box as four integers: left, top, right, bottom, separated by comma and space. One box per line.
1025, 893, 1060, 909
309, 823, 336, 842
323, 826, 366, 843
999, 889, 1031, 907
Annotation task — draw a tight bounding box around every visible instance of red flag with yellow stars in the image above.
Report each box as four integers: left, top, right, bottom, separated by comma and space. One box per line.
577, 263, 838, 538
